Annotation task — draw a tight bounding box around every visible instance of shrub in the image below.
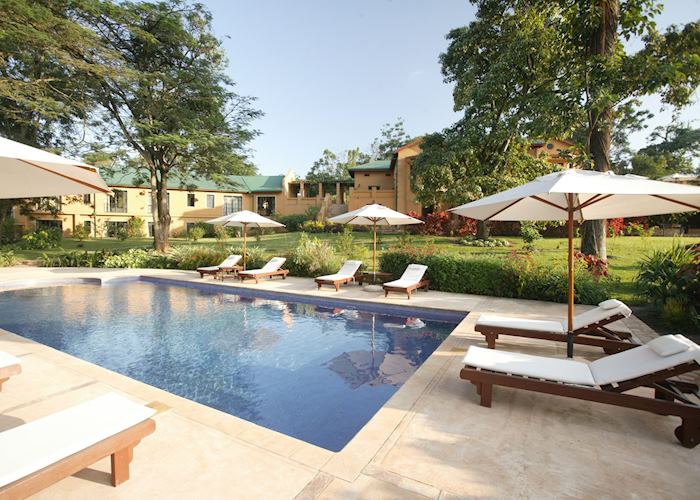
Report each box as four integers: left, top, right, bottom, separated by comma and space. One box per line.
103, 248, 172, 269
213, 225, 229, 241
169, 246, 228, 270
127, 217, 145, 238
19, 228, 62, 249
423, 211, 450, 236
115, 227, 129, 241
379, 249, 610, 305
459, 236, 511, 248
300, 220, 328, 233
40, 250, 110, 268
187, 225, 206, 241
73, 224, 91, 241
0, 217, 19, 244
0, 249, 17, 267
275, 214, 308, 232
520, 222, 542, 251
334, 227, 370, 262
285, 233, 342, 277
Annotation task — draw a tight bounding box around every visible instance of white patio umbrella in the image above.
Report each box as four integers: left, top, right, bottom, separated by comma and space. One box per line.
0, 137, 111, 198
450, 169, 700, 357
328, 204, 423, 278
206, 210, 284, 270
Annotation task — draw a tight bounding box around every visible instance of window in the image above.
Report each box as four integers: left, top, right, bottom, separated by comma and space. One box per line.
206, 194, 215, 208
186, 222, 195, 232
187, 193, 196, 207
105, 221, 127, 237
104, 189, 127, 213
36, 219, 62, 231
83, 220, 92, 235
368, 185, 381, 190
223, 196, 242, 215
257, 196, 275, 216
36, 197, 61, 212
83, 194, 92, 204
148, 222, 154, 237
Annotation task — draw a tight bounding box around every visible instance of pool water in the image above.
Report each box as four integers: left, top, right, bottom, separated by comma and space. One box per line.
0, 281, 462, 451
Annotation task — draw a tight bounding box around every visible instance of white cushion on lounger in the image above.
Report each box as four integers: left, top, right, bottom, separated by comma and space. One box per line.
590, 334, 700, 386
462, 346, 596, 386
337, 260, 362, 276
599, 299, 624, 310
647, 334, 692, 357
384, 264, 428, 288
239, 257, 286, 275
476, 315, 565, 333
570, 301, 631, 331
0, 393, 156, 488
0, 351, 20, 370
316, 273, 352, 281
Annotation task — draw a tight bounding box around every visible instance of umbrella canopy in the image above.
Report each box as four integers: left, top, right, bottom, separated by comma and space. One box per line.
328, 204, 423, 277
206, 210, 284, 270
0, 137, 111, 198
450, 169, 700, 357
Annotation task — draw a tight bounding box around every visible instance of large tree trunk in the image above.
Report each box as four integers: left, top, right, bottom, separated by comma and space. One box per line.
476, 220, 490, 240
151, 169, 171, 252
581, 0, 619, 260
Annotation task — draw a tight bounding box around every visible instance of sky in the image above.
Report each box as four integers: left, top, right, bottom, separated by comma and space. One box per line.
203, 0, 700, 176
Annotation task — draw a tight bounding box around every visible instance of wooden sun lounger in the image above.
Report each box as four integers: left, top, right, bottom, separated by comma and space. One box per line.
475, 299, 637, 354
0, 393, 156, 498
460, 335, 700, 448
238, 257, 289, 284
383, 264, 430, 299
0, 351, 21, 391
197, 255, 243, 279
315, 260, 363, 291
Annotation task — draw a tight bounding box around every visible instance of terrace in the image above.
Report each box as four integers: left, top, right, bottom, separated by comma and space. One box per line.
1, 267, 697, 499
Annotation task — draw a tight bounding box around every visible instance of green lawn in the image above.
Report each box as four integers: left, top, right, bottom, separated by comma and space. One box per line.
7, 232, 699, 305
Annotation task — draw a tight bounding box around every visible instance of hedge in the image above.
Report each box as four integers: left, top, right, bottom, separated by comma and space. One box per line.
379, 249, 611, 305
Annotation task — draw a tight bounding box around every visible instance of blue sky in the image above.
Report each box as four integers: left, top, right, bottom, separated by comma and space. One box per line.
204, 0, 700, 176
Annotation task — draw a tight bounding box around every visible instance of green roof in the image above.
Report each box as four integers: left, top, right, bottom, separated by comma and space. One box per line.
347, 159, 392, 172
102, 172, 284, 193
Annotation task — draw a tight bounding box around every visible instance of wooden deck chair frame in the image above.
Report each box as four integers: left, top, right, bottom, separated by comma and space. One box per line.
238, 269, 289, 284
315, 272, 361, 292
460, 360, 700, 448
383, 279, 430, 300
476, 312, 637, 354
0, 418, 156, 498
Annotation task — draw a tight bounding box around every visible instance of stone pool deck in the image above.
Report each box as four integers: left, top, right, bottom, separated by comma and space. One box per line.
0, 267, 698, 499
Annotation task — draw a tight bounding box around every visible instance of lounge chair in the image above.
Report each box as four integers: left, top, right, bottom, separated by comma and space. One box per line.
196, 254, 242, 279
0, 393, 156, 497
383, 264, 430, 299
315, 260, 363, 291
238, 257, 289, 284
475, 299, 636, 353
0, 351, 21, 391
460, 334, 700, 448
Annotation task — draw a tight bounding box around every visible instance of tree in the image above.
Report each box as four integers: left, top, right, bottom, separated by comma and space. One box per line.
81, 0, 261, 251
629, 122, 700, 177
369, 118, 411, 160
306, 148, 366, 184
432, 0, 700, 255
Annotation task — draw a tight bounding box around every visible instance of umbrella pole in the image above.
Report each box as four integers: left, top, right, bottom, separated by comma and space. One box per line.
243, 223, 247, 271
373, 220, 377, 280
567, 194, 575, 358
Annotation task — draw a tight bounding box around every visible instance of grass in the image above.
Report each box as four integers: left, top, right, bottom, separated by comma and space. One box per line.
6, 231, 699, 305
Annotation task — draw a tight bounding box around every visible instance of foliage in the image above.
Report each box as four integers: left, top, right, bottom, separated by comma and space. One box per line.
0, 217, 19, 244
459, 236, 511, 248
306, 148, 364, 183
187, 225, 206, 241
0, 249, 17, 267
40, 250, 108, 268
72, 224, 91, 242
213, 225, 229, 241
300, 220, 336, 233
379, 249, 610, 305
520, 222, 542, 251
628, 122, 700, 178
115, 227, 128, 241
127, 217, 145, 238
608, 218, 626, 236
369, 118, 411, 160
275, 214, 309, 232
285, 233, 341, 277
334, 227, 370, 262
103, 248, 172, 269
575, 252, 609, 282
168, 246, 228, 270
19, 228, 62, 249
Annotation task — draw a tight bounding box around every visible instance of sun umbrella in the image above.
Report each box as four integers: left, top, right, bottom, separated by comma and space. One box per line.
0, 137, 111, 198
450, 169, 700, 357
328, 204, 423, 279
206, 210, 284, 270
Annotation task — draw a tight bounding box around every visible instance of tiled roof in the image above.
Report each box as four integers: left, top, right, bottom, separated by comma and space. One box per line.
347, 160, 392, 172
102, 172, 284, 193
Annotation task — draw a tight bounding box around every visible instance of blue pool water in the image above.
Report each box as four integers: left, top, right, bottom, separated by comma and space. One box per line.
0, 280, 462, 451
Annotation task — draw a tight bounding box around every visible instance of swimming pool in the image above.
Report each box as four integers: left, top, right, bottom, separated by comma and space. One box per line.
0, 279, 464, 451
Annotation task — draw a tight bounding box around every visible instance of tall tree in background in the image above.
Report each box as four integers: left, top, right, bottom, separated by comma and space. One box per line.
81, 0, 261, 251
628, 122, 700, 178
369, 118, 411, 160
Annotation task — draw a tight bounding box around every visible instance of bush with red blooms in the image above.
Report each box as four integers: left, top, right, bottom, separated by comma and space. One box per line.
575, 251, 609, 282
423, 211, 450, 235
458, 217, 478, 236
608, 218, 625, 236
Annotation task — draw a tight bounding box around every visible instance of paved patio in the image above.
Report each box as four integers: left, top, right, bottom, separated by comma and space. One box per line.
0, 267, 698, 499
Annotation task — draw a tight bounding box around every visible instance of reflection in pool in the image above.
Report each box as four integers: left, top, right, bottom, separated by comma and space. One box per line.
0, 281, 462, 451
